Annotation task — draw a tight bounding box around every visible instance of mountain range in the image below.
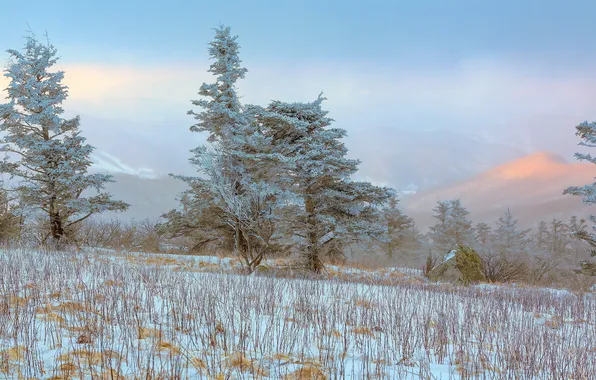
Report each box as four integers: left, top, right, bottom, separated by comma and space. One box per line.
401, 151, 595, 230
94, 129, 595, 231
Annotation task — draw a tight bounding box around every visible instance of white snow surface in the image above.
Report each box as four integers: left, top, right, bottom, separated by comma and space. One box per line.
444, 249, 457, 262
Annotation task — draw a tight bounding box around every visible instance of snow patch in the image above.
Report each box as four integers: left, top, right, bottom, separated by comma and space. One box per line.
91, 151, 156, 178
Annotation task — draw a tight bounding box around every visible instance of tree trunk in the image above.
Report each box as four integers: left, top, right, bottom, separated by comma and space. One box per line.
305, 195, 322, 273
43, 126, 64, 248
49, 197, 64, 248
234, 219, 254, 272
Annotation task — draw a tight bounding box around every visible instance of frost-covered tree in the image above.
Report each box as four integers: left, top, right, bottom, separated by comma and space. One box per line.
531, 219, 570, 258
533, 220, 549, 251
169, 146, 283, 272
563, 120, 596, 275
449, 199, 474, 247
0, 34, 128, 247
545, 219, 570, 259
493, 209, 530, 256
428, 200, 451, 252
564, 216, 593, 267
474, 222, 493, 247
568, 216, 588, 236
378, 196, 420, 260
480, 209, 532, 283
255, 96, 394, 272
428, 199, 474, 253
188, 25, 248, 144
162, 26, 286, 270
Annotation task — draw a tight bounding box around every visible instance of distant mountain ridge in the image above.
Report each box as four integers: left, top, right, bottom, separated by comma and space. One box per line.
352, 128, 526, 192
101, 173, 187, 221
93, 128, 530, 221
402, 151, 595, 230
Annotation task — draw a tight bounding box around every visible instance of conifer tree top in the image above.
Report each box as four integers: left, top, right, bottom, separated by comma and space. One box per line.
189, 26, 248, 143
1, 33, 67, 135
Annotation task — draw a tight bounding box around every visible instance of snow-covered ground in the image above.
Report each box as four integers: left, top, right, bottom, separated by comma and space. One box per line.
0, 248, 594, 379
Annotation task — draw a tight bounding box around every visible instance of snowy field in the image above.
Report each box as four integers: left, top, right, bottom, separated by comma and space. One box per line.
0, 249, 594, 379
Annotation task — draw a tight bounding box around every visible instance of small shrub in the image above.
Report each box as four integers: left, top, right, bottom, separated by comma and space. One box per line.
455, 245, 486, 285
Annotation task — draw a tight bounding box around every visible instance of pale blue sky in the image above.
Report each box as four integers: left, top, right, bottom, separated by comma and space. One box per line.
1, 0, 595, 185
2, 0, 594, 67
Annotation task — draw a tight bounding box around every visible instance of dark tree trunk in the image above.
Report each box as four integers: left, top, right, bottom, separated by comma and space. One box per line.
43, 126, 64, 248
50, 213, 63, 242
49, 197, 64, 247
305, 194, 322, 273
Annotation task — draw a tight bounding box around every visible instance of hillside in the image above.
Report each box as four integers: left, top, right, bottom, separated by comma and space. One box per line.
402, 151, 596, 230
0, 248, 593, 378
101, 173, 187, 221
352, 128, 525, 191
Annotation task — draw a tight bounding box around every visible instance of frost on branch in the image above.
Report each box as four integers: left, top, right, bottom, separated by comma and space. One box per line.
428, 199, 474, 253
188, 25, 248, 143
564, 120, 596, 276
0, 33, 128, 248
163, 26, 288, 271
256, 94, 394, 272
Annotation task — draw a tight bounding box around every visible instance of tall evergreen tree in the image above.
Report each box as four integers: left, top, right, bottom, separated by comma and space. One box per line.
533, 220, 549, 251
568, 216, 588, 236
566, 216, 592, 265
256, 96, 394, 272
428, 200, 451, 252
379, 196, 420, 260
0, 33, 128, 247
162, 26, 285, 271
563, 120, 596, 275
480, 209, 532, 282
545, 219, 570, 258
188, 26, 249, 145
429, 199, 474, 253
493, 208, 530, 256
474, 222, 493, 247
449, 199, 474, 247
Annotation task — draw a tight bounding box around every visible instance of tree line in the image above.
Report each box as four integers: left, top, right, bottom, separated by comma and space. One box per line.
0, 27, 595, 280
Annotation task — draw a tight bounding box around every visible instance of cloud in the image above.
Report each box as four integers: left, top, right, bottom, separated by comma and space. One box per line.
5, 58, 595, 127
0, 75, 8, 100
1, 58, 595, 188
91, 151, 156, 179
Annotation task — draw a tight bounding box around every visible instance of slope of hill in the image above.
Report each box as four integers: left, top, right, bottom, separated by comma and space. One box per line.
97, 151, 595, 229
101, 173, 187, 221
91, 128, 527, 221
351, 128, 526, 191
402, 152, 596, 230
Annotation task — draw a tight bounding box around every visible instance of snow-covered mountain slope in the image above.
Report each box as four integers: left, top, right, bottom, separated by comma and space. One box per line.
78, 113, 200, 178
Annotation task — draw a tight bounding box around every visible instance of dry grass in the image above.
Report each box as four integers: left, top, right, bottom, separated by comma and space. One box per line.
284, 365, 327, 380
0, 248, 594, 379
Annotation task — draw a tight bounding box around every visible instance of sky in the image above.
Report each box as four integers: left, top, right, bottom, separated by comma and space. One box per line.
1, 0, 596, 187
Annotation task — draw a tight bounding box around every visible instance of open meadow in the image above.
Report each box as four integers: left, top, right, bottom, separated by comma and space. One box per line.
0, 248, 594, 379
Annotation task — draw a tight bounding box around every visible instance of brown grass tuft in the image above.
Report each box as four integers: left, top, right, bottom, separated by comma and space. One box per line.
155, 340, 181, 355
284, 366, 327, 380
138, 326, 160, 340
226, 352, 269, 376
0, 346, 27, 361
351, 327, 374, 336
